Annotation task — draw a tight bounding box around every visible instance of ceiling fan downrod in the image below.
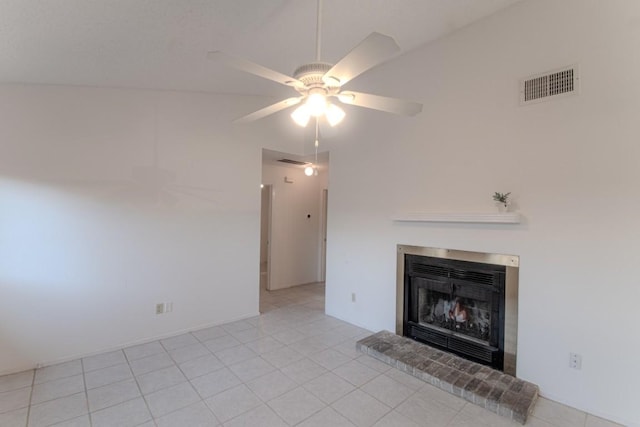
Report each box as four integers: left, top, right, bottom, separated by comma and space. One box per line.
315, 0, 323, 62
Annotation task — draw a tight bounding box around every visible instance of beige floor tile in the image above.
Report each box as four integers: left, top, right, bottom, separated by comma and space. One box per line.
155, 401, 219, 427
31, 374, 85, 405
205, 384, 262, 423
190, 367, 241, 399
179, 354, 224, 380
297, 406, 356, 427
260, 346, 306, 369
0, 407, 28, 427
332, 340, 361, 359
82, 350, 127, 373
267, 387, 326, 425
360, 374, 415, 408
532, 397, 587, 427
372, 410, 420, 427
244, 337, 284, 354
517, 415, 554, 427
383, 368, 426, 391
214, 345, 257, 366
450, 403, 523, 427
309, 348, 353, 370
123, 341, 165, 361
90, 397, 151, 427
144, 381, 200, 418
280, 358, 328, 384
34, 361, 82, 385
245, 370, 297, 402
223, 404, 287, 427
51, 414, 91, 427
87, 378, 140, 412
129, 352, 175, 376
333, 360, 380, 387
585, 414, 625, 427
0, 371, 34, 393
332, 389, 391, 427
192, 326, 228, 342
203, 335, 242, 353
168, 342, 211, 364
271, 329, 307, 345
416, 383, 467, 411
84, 363, 133, 390
28, 392, 88, 427
160, 333, 199, 351
228, 357, 276, 383
356, 355, 393, 373
230, 327, 270, 344
221, 320, 255, 334
137, 365, 186, 395
395, 392, 459, 427
303, 372, 355, 404
0, 387, 31, 414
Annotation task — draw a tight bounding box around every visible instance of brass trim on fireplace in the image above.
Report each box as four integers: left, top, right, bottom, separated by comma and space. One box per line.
396, 245, 519, 376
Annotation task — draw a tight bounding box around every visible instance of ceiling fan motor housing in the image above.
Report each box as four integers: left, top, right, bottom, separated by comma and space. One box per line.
293, 62, 337, 89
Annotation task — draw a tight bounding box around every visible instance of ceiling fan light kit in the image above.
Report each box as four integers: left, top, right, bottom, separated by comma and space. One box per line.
208, 0, 423, 131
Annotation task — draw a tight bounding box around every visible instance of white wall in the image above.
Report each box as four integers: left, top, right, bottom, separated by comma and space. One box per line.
0, 85, 300, 375
262, 163, 325, 290
325, 1, 640, 425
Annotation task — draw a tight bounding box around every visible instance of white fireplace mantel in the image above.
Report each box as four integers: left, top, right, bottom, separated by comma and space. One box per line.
392, 212, 522, 224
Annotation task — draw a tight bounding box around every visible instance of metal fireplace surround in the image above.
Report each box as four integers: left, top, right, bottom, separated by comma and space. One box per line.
396, 245, 519, 376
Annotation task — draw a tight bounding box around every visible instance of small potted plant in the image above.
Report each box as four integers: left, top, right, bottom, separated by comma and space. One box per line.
493, 192, 511, 212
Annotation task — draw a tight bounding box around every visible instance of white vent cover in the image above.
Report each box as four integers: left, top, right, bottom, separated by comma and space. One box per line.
520, 65, 579, 105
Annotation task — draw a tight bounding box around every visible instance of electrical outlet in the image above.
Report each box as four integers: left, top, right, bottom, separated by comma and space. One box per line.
156, 303, 165, 315
351, 293, 356, 303
166, 302, 173, 313
569, 352, 582, 370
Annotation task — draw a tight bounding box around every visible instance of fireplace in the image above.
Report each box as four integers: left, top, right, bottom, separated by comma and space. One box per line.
396, 245, 519, 375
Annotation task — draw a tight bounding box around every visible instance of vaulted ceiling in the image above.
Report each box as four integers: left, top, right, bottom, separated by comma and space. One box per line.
1, 0, 523, 96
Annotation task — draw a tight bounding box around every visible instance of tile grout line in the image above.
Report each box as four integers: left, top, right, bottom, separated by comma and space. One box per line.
25, 369, 35, 427
80, 358, 93, 427
123, 346, 156, 426
163, 337, 224, 424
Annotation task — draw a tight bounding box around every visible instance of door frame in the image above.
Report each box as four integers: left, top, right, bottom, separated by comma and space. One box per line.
260, 184, 273, 291
320, 188, 328, 282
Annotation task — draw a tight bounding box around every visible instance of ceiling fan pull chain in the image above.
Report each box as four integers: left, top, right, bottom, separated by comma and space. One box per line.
315, 0, 323, 62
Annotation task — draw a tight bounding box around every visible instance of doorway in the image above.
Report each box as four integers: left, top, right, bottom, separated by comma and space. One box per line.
259, 149, 329, 311
259, 184, 272, 291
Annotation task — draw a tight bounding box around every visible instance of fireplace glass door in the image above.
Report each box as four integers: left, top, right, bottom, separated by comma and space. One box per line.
404, 255, 505, 369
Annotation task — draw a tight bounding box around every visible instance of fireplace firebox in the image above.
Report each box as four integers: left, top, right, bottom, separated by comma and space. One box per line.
396, 246, 519, 375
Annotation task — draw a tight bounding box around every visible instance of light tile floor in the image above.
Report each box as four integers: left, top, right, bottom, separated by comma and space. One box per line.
0, 283, 624, 427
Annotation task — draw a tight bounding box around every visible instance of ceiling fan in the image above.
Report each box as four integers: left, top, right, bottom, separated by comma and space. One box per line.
207, 0, 423, 127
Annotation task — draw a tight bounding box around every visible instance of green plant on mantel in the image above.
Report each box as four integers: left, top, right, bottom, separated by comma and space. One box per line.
492, 192, 511, 206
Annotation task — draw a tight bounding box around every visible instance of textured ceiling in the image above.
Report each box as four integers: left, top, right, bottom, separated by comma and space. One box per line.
1, 0, 523, 96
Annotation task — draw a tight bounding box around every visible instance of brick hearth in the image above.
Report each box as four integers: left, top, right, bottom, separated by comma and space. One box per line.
357, 331, 539, 424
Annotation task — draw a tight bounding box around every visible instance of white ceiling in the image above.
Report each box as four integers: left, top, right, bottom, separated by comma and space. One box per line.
1, 0, 523, 96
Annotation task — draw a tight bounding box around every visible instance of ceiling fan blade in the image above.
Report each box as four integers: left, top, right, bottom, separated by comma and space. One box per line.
233, 97, 303, 124
323, 32, 401, 87
208, 51, 305, 89
337, 91, 423, 116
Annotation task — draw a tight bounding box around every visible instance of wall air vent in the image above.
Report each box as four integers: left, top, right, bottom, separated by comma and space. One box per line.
520, 65, 579, 105
277, 158, 309, 166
